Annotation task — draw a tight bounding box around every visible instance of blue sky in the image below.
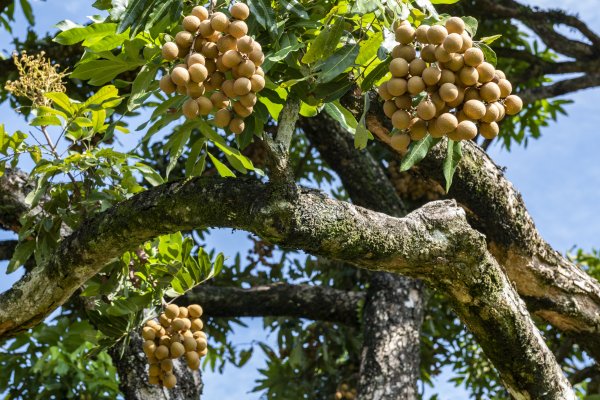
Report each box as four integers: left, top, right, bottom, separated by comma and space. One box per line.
0, 0, 599, 399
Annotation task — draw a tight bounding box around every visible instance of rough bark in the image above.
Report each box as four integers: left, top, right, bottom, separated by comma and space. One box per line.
109, 332, 202, 400
178, 283, 362, 327
0, 175, 575, 397
0, 169, 31, 232
302, 114, 424, 399
0, 240, 17, 260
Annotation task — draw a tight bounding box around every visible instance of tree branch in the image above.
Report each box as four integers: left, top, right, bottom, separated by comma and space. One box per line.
0, 240, 17, 261
262, 97, 301, 182
0, 169, 31, 232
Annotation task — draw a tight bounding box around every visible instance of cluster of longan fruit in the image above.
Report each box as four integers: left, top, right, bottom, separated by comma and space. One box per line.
159, 3, 265, 135
141, 304, 208, 389
334, 383, 356, 399
378, 17, 523, 151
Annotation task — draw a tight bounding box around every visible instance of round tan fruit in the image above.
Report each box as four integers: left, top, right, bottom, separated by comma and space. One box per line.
445, 17, 465, 34
456, 120, 478, 140
162, 42, 179, 61
175, 31, 194, 48
187, 53, 205, 66
407, 76, 425, 95
480, 121, 499, 139
463, 47, 484, 67
191, 318, 204, 332
434, 45, 452, 63
192, 6, 209, 21
495, 102, 506, 121
392, 109, 411, 129
160, 359, 173, 372
196, 338, 208, 351
183, 15, 201, 33
427, 25, 448, 45
237, 59, 256, 78
415, 24, 429, 43
214, 109, 232, 127
217, 35, 237, 53
480, 82, 501, 102
148, 375, 160, 385
142, 327, 156, 340
188, 63, 208, 83
409, 118, 428, 140
420, 44, 436, 63
196, 97, 213, 115
159, 335, 171, 347
463, 99, 486, 120
389, 58, 409, 77
171, 318, 187, 331
439, 69, 456, 85
202, 42, 219, 58
495, 70, 506, 80
464, 87, 481, 101
387, 78, 407, 97
395, 94, 412, 110
188, 304, 203, 318
437, 113, 458, 134
239, 92, 257, 107
504, 95, 523, 115
430, 92, 445, 111
211, 12, 229, 32
159, 313, 171, 327
477, 62, 495, 83
233, 101, 253, 117
428, 118, 445, 138
223, 50, 243, 68
229, 20, 248, 39
445, 53, 464, 72
186, 350, 200, 366
481, 103, 500, 123
459, 66, 478, 86
210, 92, 229, 109
198, 20, 214, 37
460, 32, 473, 52
159, 75, 176, 94
408, 58, 426, 76
163, 373, 177, 389
143, 340, 156, 355
155, 345, 169, 360
231, 3, 250, 20
383, 100, 397, 118
248, 49, 265, 66
237, 36, 254, 53
395, 25, 415, 45
439, 83, 459, 102
149, 363, 161, 377
221, 80, 236, 98
443, 33, 463, 53
378, 82, 393, 101
390, 133, 411, 151
250, 74, 265, 92
232, 77, 251, 96
497, 79, 512, 97
391, 45, 416, 61
170, 342, 185, 358
205, 59, 217, 74
417, 100, 436, 120
182, 99, 199, 119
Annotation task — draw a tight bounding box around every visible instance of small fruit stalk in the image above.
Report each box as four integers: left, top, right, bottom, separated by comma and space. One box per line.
379, 17, 523, 152
141, 304, 207, 388
159, 3, 265, 135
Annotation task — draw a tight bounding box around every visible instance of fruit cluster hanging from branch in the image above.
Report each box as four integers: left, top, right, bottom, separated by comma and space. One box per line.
142, 304, 208, 388
159, 3, 265, 135
378, 17, 523, 152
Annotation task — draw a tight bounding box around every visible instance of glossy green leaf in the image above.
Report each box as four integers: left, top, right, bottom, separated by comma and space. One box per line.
443, 139, 462, 191
249, 0, 275, 30
323, 101, 358, 134
208, 152, 236, 178
462, 16, 478, 37
302, 16, 345, 65
360, 57, 390, 90
30, 115, 62, 126
400, 134, 440, 171
477, 42, 497, 66
316, 44, 359, 84
279, 0, 309, 18
480, 34, 502, 45
356, 31, 384, 65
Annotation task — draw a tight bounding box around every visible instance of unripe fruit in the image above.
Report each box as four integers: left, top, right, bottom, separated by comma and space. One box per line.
229, 20, 248, 38
182, 98, 199, 119
445, 53, 464, 72
391, 45, 416, 61
427, 25, 448, 45
504, 95, 523, 115
238, 59, 256, 78
409, 58, 426, 76
383, 100, 398, 118
202, 42, 219, 58
439, 82, 459, 102
437, 112, 458, 133
409, 118, 428, 140
443, 33, 463, 53
162, 42, 179, 61
480, 82, 501, 102
192, 6, 209, 20
439, 69, 456, 85
387, 78, 407, 97
463, 99, 486, 120
170, 342, 185, 358
159, 75, 177, 94
163, 373, 177, 389
497, 79, 512, 97
456, 120, 478, 140
211, 12, 229, 32
233, 101, 253, 117
155, 345, 169, 360
481, 103, 500, 123
198, 20, 214, 37
171, 318, 187, 331
445, 17, 465, 34
480, 121, 499, 139
407, 76, 425, 95
183, 15, 201, 33
217, 35, 238, 53
395, 25, 415, 45
237, 36, 254, 53
390, 58, 409, 77
392, 109, 411, 129
214, 108, 232, 127
229, 117, 245, 134
188, 63, 208, 82
434, 45, 452, 63
395, 94, 412, 110
239, 92, 257, 107
196, 96, 213, 115
459, 66, 478, 86
420, 44, 436, 63
464, 47, 484, 67
390, 133, 411, 151
378, 82, 393, 101
175, 31, 194, 48
211, 92, 230, 109
250, 74, 265, 92
417, 100, 436, 120
415, 24, 429, 43
231, 3, 250, 20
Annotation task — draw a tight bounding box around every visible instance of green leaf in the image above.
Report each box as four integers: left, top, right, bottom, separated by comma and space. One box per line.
132, 163, 164, 186
477, 42, 497, 66
165, 128, 191, 178
356, 31, 384, 65
117, 0, 152, 33
352, 0, 381, 14
431, 0, 459, 3
279, 0, 309, 18
54, 23, 117, 46
30, 115, 62, 126
302, 16, 345, 65
316, 44, 359, 84
400, 135, 440, 171
208, 152, 236, 178
360, 58, 390, 90
462, 16, 478, 37
443, 139, 462, 192
355, 94, 372, 150
323, 101, 358, 134
480, 34, 502, 45
7, 240, 35, 273
72, 58, 143, 86
128, 62, 159, 111
262, 42, 304, 72
249, 0, 275, 30
19, 0, 34, 25
45, 92, 73, 116
85, 85, 122, 109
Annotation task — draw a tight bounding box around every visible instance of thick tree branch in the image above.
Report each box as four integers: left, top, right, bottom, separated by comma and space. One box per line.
0, 176, 575, 397
262, 97, 301, 182
0, 240, 17, 261
178, 283, 362, 326
520, 73, 600, 103
0, 169, 31, 232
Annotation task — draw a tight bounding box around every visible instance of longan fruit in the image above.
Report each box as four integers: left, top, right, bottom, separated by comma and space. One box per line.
188, 357, 201, 370
426, 25, 448, 45
390, 133, 411, 151
198, 20, 214, 38
504, 95, 523, 115
211, 12, 229, 32
222, 50, 242, 68
196, 96, 213, 115
190, 318, 204, 332
439, 82, 459, 102
163, 373, 177, 389
463, 47, 484, 67
210, 71, 226, 87
215, 55, 231, 72
456, 120, 478, 140
378, 82, 393, 101
182, 336, 198, 352
143, 340, 157, 355
420, 44, 436, 63
495, 70, 506, 80
480, 121, 499, 139
192, 6, 209, 21
239, 92, 257, 107
250, 74, 265, 92
188, 63, 208, 82
445, 53, 464, 72
456, 110, 469, 123
155, 345, 169, 360
387, 78, 407, 97
443, 33, 463, 53
142, 327, 156, 340
427, 118, 445, 138
209, 92, 228, 109
437, 112, 458, 133
183, 15, 201, 33
439, 69, 456, 85
233, 77, 252, 96
162, 42, 179, 61
187, 53, 206, 67
389, 58, 409, 77
160, 359, 173, 372
391, 109, 411, 129
237, 59, 256, 78
480, 82, 501, 102
459, 66, 478, 86
214, 108, 232, 127
229, 20, 248, 39
148, 375, 160, 385
383, 100, 398, 118
146, 319, 158, 328
464, 87, 481, 101
417, 100, 436, 120
196, 338, 208, 351
445, 17, 465, 35
395, 25, 415, 45
434, 45, 452, 63
159, 75, 177, 94
409, 58, 426, 76
205, 58, 217, 73
149, 363, 161, 377
202, 42, 219, 58
391, 44, 416, 61
476, 62, 494, 84
187, 82, 205, 98
233, 101, 253, 117
179, 307, 189, 319
395, 94, 412, 110
159, 313, 171, 328
430, 92, 446, 111
175, 31, 194, 48
176, 85, 187, 95
481, 103, 500, 123
248, 49, 265, 66
237, 36, 254, 53
171, 318, 187, 331
495, 102, 506, 121
159, 335, 171, 347
193, 38, 205, 52
170, 342, 185, 358
463, 99, 486, 120
170, 332, 183, 343
415, 24, 429, 43
227, 117, 243, 134
409, 118, 428, 140
231, 3, 250, 20
182, 98, 199, 119
498, 79, 512, 97
407, 76, 425, 95
460, 32, 473, 52
221, 80, 237, 98
217, 35, 238, 53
